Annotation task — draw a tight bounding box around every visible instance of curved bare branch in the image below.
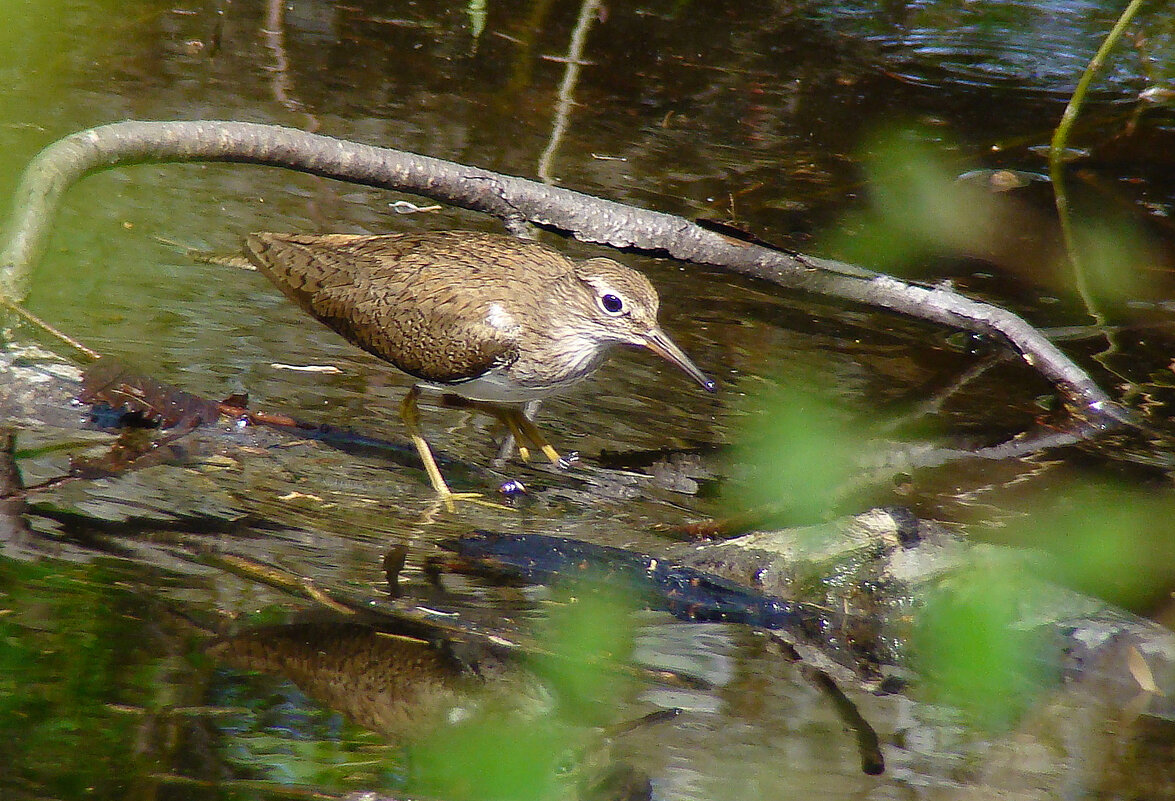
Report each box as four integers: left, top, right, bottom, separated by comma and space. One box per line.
0, 120, 1116, 417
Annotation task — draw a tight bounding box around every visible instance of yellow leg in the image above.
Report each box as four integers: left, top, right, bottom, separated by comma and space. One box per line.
399, 388, 510, 511
488, 409, 532, 463
400, 387, 454, 506
502, 408, 562, 465
439, 395, 564, 466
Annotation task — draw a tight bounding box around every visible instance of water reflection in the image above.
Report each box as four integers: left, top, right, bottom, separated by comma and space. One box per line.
823, 0, 1142, 94
5, 0, 1175, 798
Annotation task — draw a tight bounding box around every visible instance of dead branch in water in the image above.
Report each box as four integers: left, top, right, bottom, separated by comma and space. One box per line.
0, 120, 1118, 420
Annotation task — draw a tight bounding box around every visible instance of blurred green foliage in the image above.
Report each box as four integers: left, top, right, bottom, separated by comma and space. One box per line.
911, 551, 1057, 730
1067, 215, 1156, 313
914, 481, 1175, 728
991, 482, 1175, 613
746, 127, 1170, 731
826, 125, 1153, 310
729, 377, 872, 528
406, 580, 638, 801
532, 580, 638, 725
826, 128, 999, 272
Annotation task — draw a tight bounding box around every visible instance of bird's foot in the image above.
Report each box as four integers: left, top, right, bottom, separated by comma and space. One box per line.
431, 490, 513, 513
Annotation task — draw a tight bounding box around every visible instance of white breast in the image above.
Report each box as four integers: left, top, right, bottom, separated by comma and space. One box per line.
419, 370, 586, 403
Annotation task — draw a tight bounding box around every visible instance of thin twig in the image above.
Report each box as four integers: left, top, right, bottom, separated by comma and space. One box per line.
2, 298, 101, 361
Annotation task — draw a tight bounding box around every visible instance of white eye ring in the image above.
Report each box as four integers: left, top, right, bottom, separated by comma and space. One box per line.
599, 292, 624, 315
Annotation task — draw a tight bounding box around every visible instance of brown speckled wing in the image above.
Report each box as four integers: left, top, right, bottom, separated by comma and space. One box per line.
245, 232, 520, 384
245, 233, 372, 313
320, 279, 521, 384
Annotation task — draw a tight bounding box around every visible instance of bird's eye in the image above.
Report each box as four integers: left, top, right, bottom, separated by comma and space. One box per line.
600, 293, 624, 315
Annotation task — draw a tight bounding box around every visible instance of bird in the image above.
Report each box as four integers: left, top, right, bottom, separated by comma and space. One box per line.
242, 229, 715, 504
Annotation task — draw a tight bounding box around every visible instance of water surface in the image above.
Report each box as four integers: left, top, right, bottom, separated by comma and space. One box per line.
4, 1, 1175, 798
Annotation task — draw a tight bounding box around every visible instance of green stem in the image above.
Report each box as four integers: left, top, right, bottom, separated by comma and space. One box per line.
1050, 0, 1148, 320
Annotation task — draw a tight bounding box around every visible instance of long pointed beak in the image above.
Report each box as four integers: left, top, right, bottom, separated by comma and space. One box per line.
641, 327, 716, 392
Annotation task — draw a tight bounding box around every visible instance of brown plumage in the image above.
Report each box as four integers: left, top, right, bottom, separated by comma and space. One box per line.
243, 230, 713, 502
